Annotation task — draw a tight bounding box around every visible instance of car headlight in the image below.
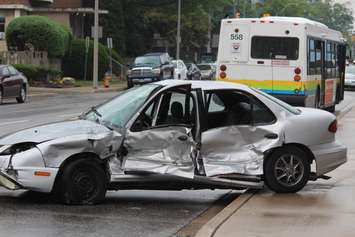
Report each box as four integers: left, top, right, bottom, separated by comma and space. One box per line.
0, 143, 37, 156
153, 68, 161, 75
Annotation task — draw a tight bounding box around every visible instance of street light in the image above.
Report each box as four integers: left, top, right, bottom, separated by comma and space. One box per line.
93, 0, 99, 89
176, 0, 181, 60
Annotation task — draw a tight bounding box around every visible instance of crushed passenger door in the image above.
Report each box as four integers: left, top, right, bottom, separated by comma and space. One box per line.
122, 84, 200, 179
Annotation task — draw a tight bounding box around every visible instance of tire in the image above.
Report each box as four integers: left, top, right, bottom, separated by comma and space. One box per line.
264, 146, 310, 193
314, 89, 320, 109
16, 86, 27, 103
57, 159, 107, 205
0, 87, 3, 104
127, 79, 133, 89
326, 105, 335, 113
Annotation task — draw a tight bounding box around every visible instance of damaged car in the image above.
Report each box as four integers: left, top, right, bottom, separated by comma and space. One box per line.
0, 80, 347, 204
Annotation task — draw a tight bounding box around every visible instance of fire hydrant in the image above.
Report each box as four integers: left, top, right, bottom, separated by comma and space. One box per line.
103, 73, 112, 88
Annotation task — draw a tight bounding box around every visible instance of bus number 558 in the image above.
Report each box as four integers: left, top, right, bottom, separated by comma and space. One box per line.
231, 34, 243, 40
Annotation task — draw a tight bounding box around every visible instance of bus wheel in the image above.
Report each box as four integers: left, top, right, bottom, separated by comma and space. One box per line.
315, 89, 320, 108
326, 105, 335, 113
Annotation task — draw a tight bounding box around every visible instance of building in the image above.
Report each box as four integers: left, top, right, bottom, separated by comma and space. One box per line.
0, 0, 107, 51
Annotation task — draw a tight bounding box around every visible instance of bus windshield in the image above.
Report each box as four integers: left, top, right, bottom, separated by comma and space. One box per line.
251, 36, 299, 60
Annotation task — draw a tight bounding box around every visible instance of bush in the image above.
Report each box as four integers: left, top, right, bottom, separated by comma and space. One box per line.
6, 16, 72, 58
14, 64, 62, 83
63, 39, 112, 81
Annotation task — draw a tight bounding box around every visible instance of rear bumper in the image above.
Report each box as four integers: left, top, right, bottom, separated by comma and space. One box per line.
309, 141, 347, 176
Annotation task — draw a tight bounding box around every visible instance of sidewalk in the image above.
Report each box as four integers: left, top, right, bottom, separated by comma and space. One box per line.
197, 107, 355, 237
28, 83, 126, 97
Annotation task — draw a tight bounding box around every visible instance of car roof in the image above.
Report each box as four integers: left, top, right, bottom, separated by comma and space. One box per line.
144, 52, 166, 56
152, 80, 250, 91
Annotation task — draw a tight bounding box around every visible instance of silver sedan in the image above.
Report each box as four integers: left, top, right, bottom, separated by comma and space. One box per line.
0, 80, 347, 204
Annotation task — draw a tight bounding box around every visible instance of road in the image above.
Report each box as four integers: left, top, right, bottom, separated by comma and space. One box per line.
0, 91, 234, 237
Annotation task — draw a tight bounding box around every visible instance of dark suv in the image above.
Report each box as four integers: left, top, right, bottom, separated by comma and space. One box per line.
127, 52, 174, 88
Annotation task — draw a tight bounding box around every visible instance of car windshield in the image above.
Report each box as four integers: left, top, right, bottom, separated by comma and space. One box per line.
346, 65, 355, 74
197, 64, 211, 70
134, 56, 161, 67
251, 88, 301, 115
85, 84, 161, 127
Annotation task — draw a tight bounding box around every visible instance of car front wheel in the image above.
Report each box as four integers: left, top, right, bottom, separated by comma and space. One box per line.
58, 159, 107, 205
264, 146, 310, 193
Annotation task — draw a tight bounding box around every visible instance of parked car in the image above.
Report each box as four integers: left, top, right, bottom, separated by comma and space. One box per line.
0, 80, 346, 204
185, 63, 201, 80
0, 65, 28, 104
172, 59, 188, 80
345, 65, 355, 89
126, 52, 174, 88
197, 63, 215, 80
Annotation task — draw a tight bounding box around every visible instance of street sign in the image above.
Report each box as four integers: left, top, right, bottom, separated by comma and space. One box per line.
107, 38, 113, 49
91, 26, 103, 39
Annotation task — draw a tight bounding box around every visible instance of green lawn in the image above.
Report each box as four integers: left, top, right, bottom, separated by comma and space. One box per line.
75, 79, 126, 88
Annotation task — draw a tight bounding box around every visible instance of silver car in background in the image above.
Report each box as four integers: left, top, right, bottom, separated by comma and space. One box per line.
345, 65, 355, 89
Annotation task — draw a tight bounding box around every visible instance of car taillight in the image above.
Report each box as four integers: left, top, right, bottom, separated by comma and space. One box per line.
220, 65, 227, 71
328, 120, 337, 133
294, 67, 301, 75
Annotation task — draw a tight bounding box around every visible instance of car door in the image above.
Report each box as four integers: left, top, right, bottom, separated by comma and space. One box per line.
1, 66, 15, 97
122, 84, 201, 179
8, 66, 21, 96
201, 89, 283, 178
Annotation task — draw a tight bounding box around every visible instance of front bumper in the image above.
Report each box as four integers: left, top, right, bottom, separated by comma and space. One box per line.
0, 170, 21, 190
128, 76, 160, 85
309, 141, 347, 176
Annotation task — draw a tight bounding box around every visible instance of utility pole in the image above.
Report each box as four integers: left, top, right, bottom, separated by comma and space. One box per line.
93, 0, 99, 89
176, 0, 181, 60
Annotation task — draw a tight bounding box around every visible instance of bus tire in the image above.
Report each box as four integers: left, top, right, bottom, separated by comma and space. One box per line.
315, 88, 320, 108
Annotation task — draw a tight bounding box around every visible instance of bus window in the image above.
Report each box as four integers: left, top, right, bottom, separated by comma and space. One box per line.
251, 36, 299, 60
308, 39, 323, 75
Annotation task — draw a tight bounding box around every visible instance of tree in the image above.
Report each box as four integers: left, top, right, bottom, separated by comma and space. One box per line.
6, 16, 72, 58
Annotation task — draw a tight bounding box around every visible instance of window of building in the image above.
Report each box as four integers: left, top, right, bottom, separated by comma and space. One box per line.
251, 36, 299, 60
0, 16, 5, 40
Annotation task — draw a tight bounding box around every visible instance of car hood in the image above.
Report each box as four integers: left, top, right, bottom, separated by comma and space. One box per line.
0, 119, 112, 145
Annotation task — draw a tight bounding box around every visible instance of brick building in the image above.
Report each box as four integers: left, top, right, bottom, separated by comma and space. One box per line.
0, 0, 107, 51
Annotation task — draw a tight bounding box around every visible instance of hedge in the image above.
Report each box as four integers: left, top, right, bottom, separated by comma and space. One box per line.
62, 39, 111, 81
14, 64, 62, 83
6, 16, 72, 58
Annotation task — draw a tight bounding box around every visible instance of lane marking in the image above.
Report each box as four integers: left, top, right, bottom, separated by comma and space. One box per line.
0, 120, 29, 126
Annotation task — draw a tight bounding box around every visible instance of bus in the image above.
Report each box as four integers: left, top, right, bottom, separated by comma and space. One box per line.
216, 17, 347, 111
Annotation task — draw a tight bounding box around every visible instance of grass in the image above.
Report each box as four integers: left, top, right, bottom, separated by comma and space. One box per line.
75, 79, 126, 88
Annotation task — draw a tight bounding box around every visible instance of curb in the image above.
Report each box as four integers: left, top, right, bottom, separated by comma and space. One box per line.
195, 191, 255, 237
28, 86, 126, 97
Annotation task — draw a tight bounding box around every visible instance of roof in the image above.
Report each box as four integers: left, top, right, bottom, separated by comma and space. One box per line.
223, 16, 328, 29
144, 52, 167, 56
153, 80, 250, 91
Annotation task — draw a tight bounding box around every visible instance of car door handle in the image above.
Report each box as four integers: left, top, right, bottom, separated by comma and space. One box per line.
178, 135, 189, 141
265, 133, 278, 139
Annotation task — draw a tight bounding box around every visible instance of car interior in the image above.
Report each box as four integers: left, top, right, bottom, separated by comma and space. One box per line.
205, 90, 276, 130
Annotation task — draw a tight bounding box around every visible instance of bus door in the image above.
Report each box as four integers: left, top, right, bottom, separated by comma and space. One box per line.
337, 44, 346, 102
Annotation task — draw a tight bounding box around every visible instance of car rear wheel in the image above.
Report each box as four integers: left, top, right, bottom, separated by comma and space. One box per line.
58, 159, 107, 205
16, 86, 27, 103
264, 146, 310, 193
